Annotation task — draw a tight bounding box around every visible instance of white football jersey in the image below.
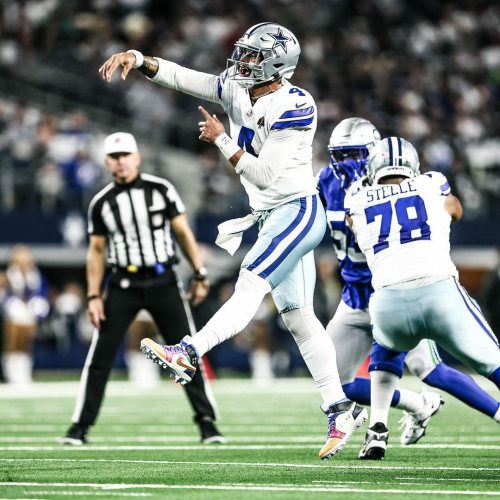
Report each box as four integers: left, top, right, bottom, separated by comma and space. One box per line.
150, 60, 318, 211
344, 172, 458, 290
217, 70, 318, 210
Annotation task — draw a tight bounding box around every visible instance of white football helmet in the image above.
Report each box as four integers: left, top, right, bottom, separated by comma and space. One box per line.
328, 117, 381, 168
227, 23, 300, 89
368, 137, 420, 185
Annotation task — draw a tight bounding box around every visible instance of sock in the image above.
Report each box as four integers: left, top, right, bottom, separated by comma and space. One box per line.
425, 363, 500, 418
250, 349, 274, 380
189, 269, 271, 357
281, 306, 346, 410
395, 389, 425, 414
494, 406, 500, 423
343, 377, 402, 407
369, 370, 399, 426
489, 367, 500, 391
3, 352, 32, 384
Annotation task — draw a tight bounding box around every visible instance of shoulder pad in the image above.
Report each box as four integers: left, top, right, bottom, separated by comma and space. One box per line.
268, 85, 315, 131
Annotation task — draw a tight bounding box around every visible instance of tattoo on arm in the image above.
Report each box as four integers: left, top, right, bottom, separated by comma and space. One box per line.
138, 56, 159, 78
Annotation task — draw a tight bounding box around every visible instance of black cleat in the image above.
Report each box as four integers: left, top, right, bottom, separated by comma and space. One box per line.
59, 423, 89, 446
196, 416, 227, 444
358, 422, 388, 460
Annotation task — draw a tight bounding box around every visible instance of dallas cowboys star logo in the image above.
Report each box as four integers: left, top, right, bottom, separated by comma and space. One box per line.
269, 28, 291, 53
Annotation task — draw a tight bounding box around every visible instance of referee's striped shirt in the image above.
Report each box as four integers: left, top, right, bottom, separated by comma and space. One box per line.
88, 173, 185, 268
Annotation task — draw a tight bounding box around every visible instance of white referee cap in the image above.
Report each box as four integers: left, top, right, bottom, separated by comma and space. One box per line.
104, 132, 138, 155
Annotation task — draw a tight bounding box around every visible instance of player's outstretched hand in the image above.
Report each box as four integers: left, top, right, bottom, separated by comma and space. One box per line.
99, 52, 136, 82
198, 106, 226, 143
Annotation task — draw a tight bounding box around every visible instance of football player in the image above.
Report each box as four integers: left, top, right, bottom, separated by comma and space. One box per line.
99, 23, 367, 460
318, 118, 500, 460
344, 137, 500, 458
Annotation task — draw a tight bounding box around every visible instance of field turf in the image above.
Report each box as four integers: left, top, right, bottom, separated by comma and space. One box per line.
0, 375, 498, 499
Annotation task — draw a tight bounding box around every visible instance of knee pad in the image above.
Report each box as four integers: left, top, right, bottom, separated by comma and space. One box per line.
236, 268, 272, 296
369, 341, 406, 378
405, 340, 441, 380
281, 305, 319, 347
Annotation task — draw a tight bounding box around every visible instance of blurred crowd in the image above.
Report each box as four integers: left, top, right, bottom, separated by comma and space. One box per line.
1, 0, 500, 218
0, 101, 105, 212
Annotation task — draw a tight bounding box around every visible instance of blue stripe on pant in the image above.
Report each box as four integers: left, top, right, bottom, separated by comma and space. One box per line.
246, 197, 307, 276
370, 278, 500, 377
241, 194, 326, 313
454, 278, 499, 346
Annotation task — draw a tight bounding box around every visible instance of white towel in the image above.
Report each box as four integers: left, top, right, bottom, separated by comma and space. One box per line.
215, 213, 261, 255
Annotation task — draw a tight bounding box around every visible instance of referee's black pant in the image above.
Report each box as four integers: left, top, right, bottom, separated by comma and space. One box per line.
72, 266, 218, 426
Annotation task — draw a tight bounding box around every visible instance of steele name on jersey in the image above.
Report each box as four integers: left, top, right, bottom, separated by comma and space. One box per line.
345, 172, 458, 290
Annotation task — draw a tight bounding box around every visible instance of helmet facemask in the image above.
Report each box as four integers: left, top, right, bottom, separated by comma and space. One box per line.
227, 43, 276, 89
329, 146, 370, 169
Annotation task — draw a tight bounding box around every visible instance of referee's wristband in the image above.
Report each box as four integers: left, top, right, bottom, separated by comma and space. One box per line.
127, 50, 144, 69
194, 267, 208, 281
214, 133, 240, 160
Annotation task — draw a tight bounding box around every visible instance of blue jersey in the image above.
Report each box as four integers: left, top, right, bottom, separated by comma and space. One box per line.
317, 163, 373, 309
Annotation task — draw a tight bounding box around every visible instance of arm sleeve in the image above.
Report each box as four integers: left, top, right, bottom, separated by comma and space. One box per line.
88, 199, 107, 236
316, 168, 327, 206
164, 182, 186, 220
424, 171, 451, 196
234, 129, 302, 190
149, 58, 225, 106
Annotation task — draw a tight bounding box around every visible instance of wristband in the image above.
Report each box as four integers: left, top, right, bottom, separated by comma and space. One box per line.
127, 50, 144, 69
194, 267, 208, 281
87, 295, 100, 303
214, 133, 241, 160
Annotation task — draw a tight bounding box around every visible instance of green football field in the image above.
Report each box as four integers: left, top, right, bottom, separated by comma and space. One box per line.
0, 375, 499, 499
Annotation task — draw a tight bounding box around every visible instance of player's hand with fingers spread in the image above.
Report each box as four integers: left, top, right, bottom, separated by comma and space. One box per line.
198, 106, 226, 143
99, 52, 137, 82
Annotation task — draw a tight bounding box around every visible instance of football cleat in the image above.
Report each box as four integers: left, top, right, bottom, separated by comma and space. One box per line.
140, 337, 197, 385
358, 422, 388, 460
59, 423, 89, 446
319, 400, 368, 460
196, 416, 227, 444
399, 388, 443, 445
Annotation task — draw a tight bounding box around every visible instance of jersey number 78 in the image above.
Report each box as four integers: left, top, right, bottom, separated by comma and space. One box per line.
364, 194, 431, 254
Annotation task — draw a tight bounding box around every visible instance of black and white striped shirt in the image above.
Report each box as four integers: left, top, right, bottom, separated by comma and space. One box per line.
88, 173, 185, 268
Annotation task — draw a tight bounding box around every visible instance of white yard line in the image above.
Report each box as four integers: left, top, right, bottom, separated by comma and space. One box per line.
396, 478, 500, 483
0, 435, 499, 444
22, 493, 150, 497
0, 445, 319, 451
1, 444, 499, 451
0, 377, 495, 399
1, 458, 499, 472
0, 483, 498, 496
0, 425, 323, 433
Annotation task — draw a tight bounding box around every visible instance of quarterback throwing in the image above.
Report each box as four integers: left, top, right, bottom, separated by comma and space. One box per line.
100, 22, 367, 459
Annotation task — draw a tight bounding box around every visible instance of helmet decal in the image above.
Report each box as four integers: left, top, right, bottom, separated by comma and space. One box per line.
269, 28, 291, 53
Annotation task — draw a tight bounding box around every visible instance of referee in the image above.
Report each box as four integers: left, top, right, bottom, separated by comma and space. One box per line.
61, 132, 224, 445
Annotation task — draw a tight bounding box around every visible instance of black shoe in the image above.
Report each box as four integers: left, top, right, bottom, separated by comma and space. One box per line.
197, 416, 226, 444
59, 424, 89, 445
358, 422, 388, 460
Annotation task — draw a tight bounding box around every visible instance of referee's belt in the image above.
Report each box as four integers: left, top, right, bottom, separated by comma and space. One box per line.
113, 262, 171, 277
